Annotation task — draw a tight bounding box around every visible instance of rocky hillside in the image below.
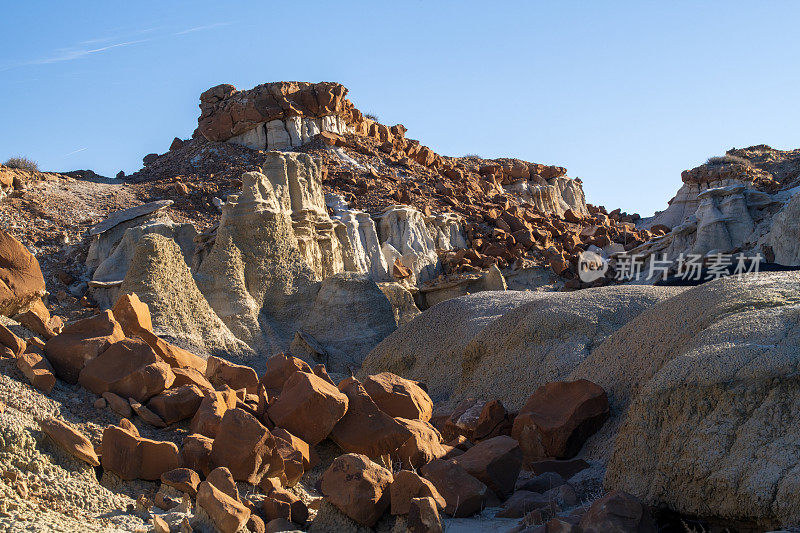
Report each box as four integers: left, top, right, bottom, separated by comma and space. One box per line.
2, 80, 800, 533
634, 145, 800, 270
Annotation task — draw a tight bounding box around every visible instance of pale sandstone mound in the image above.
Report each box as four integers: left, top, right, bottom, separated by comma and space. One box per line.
361, 286, 681, 409
573, 271, 800, 527
122, 158, 397, 372
120, 234, 248, 359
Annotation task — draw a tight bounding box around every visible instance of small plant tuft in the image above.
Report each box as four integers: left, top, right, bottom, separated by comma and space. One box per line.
706, 154, 751, 167
462, 153, 481, 159
3, 156, 39, 171
3, 155, 39, 172
364, 113, 379, 122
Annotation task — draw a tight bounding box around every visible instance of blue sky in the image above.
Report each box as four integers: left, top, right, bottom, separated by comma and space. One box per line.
1, 1, 798, 216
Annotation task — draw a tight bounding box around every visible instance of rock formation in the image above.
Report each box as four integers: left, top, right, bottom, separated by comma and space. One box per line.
5, 78, 800, 532
634, 146, 800, 268
572, 272, 800, 528
0, 229, 46, 317
361, 285, 682, 408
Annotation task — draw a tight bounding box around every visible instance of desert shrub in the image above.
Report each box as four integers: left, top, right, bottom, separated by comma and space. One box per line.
364, 113, 380, 122
462, 153, 481, 158
706, 154, 751, 167
3, 156, 39, 171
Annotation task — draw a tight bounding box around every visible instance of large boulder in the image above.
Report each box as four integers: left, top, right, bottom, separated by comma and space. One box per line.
267, 371, 348, 445
390, 470, 445, 515
420, 459, 487, 518
361, 287, 681, 408
511, 380, 609, 463
579, 491, 656, 533
209, 408, 282, 484
191, 388, 238, 438
319, 453, 393, 527
393, 418, 449, 470
44, 310, 125, 383
330, 377, 413, 458
571, 272, 800, 527
450, 435, 522, 499
205, 356, 259, 393
39, 418, 100, 466
78, 337, 175, 402
196, 480, 251, 533
259, 352, 311, 394
362, 372, 433, 421
101, 420, 180, 480
0, 229, 46, 317
147, 384, 204, 425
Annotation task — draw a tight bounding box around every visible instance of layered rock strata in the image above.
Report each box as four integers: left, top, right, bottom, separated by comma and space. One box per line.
636, 146, 800, 266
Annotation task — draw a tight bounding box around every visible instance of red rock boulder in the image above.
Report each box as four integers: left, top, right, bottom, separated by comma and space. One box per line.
450, 435, 522, 498
197, 480, 251, 533
39, 417, 100, 466
101, 420, 180, 480
17, 351, 56, 393
0, 323, 25, 357
181, 433, 214, 476
320, 453, 394, 527
421, 459, 488, 518
0, 229, 46, 317
44, 310, 125, 383
363, 372, 433, 421
408, 496, 443, 533
330, 377, 412, 458
205, 356, 259, 394
148, 384, 204, 425
394, 418, 449, 470
511, 380, 609, 463
78, 337, 174, 402
579, 491, 656, 533
111, 293, 152, 335
210, 408, 282, 484
259, 352, 311, 394
390, 470, 445, 515
267, 371, 348, 445
161, 468, 201, 496
191, 388, 238, 438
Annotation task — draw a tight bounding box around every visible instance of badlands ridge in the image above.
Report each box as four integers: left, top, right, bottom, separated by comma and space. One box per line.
1, 81, 800, 533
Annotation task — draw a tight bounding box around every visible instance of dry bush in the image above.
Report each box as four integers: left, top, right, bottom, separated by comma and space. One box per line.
3, 156, 39, 171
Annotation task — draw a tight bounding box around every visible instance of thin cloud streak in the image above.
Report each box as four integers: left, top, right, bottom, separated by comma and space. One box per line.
2, 21, 235, 72
174, 22, 232, 35
64, 147, 88, 156
32, 38, 152, 65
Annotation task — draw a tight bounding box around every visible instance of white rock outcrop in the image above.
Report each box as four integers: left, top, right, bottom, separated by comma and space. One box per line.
636, 149, 800, 266
763, 191, 800, 265
115, 164, 398, 373
227, 115, 353, 151
86, 200, 174, 273
377, 206, 441, 284
426, 212, 467, 251
505, 176, 588, 217
327, 194, 391, 281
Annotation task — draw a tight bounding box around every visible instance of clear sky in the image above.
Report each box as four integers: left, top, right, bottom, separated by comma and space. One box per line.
1, 1, 798, 216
